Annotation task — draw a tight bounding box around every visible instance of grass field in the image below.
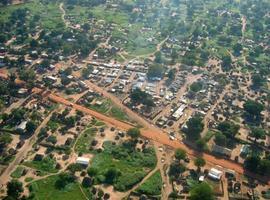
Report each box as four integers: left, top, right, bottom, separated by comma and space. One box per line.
0, 0, 64, 30
23, 157, 58, 174
30, 175, 87, 200
11, 166, 25, 179
88, 98, 130, 122
89, 141, 157, 191
136, 170, 162, 196
74, 127, 97, 154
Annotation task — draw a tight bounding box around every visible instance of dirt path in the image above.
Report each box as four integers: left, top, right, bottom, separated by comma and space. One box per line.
241, 16, 247, 42
0, 72, 270, 185
44, 90, 270, 185
59, 3, 73, 29
2, 97, 28, 114
153, 73, 201, 122
122, 168, 159, 198
0, 108, 57, 187
201, 84, 230, 137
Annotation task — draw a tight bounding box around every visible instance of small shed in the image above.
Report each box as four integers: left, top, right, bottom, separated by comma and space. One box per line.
240, 145, 250, 157
76, 157, 90, 166
208, 168, 223, 181
16, 121, 28, 132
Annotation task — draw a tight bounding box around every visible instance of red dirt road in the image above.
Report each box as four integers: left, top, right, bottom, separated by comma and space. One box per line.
48, 92, 270, 185
0, 72, 269, 184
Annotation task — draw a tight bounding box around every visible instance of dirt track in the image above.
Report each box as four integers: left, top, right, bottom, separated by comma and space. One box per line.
47, 92, 270, 185
0, 72, 269, 185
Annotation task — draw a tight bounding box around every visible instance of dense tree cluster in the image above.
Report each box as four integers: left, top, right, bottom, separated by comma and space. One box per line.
130, 88, 155, 108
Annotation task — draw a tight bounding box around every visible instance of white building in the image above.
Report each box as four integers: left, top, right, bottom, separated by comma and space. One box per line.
16, 121, 28, 132
172, 104, 187, 120
76, 157, 90, 166
208, 168, 223, 181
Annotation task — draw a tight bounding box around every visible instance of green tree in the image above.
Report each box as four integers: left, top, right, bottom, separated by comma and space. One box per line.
190, 182, 214, 200
190, 82, 202, 93
154, 51, 162, 63
186, 116, 204, 140
26, 121, 37, 134
217, 121, 240, 138
243, 100, 264, 117
18, 69, 35, 83
167, 68, 176, 81
81, 65, 93, 79
168, 162, 186, 180
6, 180, 23, 199
258, 159, 270, 175
194, 157, 205, 172
175, 149, 186, 161
104, 168, 120, 184
30, 39, 38, 48
147, 64, 164, 79
244, 155, 260, 173
249, 127, 266, 142
221, 54, 232, 71
251, 73, 265, 88
55, 173, 76, 189
0, 133, 12, 150
127, 128, 140, 139
214, 132, 227, 146
232, 43, 242, 56
130, 88, 155, 107
195, 139, 206, 151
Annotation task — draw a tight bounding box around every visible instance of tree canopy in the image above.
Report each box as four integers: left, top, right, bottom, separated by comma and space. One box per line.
127, 128, 140, 139
194, 157, 205, 172
217, 121, 240, 138
130, 88, 155, 107
243, 100, 264, 117
6, 180, 23, 199
190, 182, 214, 200
249, 127, 266, 142
147, 64, 164, 79
185, 116, 204, 140
175, 149, 187, 161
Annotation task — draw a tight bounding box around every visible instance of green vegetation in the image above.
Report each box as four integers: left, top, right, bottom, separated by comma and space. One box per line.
136, 170, 162, 196
194, 157, 206, 172
29, 175, 87, 200
0, 0, 64, 30
6, 179, 24, 200
89, 141, 157, 191
11, 166, 25, 179
109, 106, 129, 121
130, 88, 155, 108
23, 156, 58, 174
127, 128, 140, 139
87, 98, 130, 122
190, 82, 203, 93
75, 127, 97, 154
190, 182, 214, 200
217, 121, 240, 138
185, 116, 204, 140
25, 177, 34, 182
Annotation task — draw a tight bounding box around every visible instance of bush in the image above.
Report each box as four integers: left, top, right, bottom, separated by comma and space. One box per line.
82, 177, 92, 187
136, 171, 162, 196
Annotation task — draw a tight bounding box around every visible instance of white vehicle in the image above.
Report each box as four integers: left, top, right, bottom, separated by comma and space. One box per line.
169, 136, 175, 140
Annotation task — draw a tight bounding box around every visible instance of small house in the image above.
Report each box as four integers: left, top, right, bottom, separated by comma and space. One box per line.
208, 168, 223, 181
76, 157, 90, 166
16, 121, 28, 132
240, 145, 250, 158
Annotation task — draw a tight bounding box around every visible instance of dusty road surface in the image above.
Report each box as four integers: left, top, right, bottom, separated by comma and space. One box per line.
0, 72, 269, 185
47, 92, 270, 185
0, 110, 56, 187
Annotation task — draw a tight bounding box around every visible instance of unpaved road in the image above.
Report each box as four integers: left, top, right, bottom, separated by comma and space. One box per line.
46, 91, 270, 185
0, 110, 56, 187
